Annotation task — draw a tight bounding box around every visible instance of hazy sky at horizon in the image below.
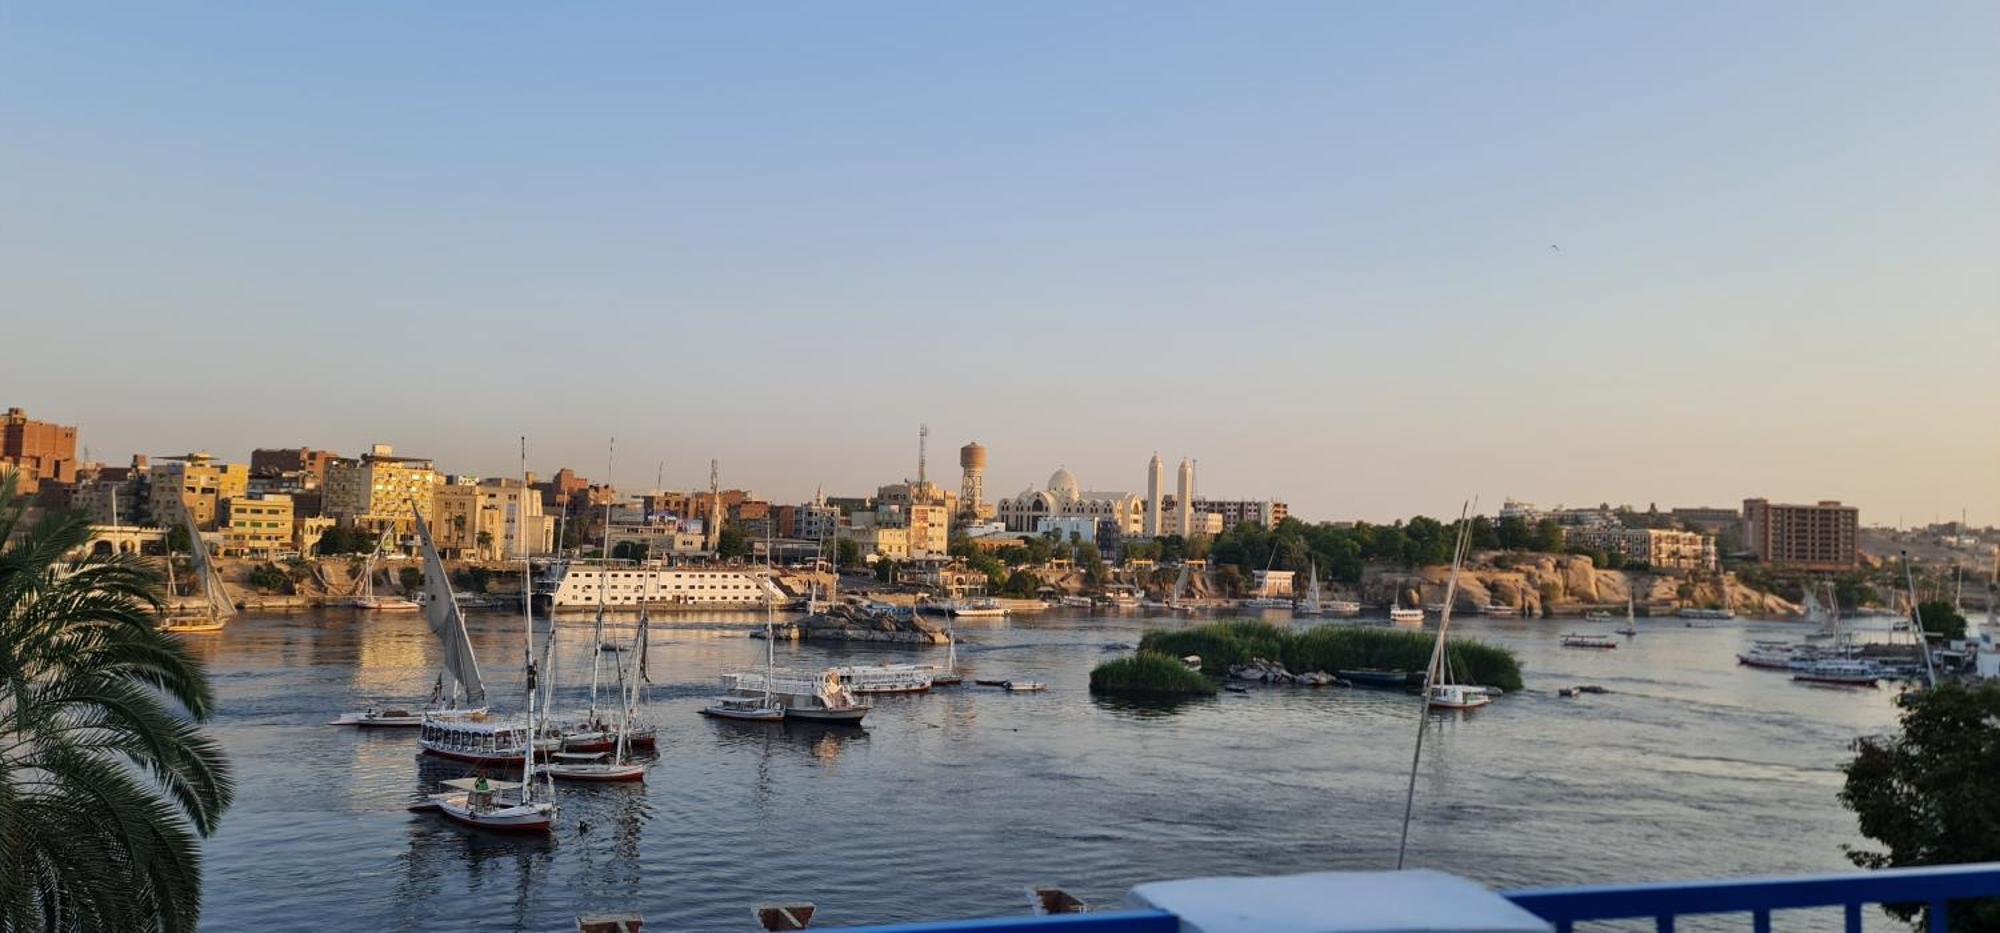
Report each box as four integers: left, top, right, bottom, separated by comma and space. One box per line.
3, 4, 1995, 525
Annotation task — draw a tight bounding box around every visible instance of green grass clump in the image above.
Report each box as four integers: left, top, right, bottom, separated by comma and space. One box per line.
1138, 620, 1522, 692
1089, 652, 1219, 697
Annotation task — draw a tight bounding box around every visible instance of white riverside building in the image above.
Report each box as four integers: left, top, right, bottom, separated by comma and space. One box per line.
535, 562, 782, 611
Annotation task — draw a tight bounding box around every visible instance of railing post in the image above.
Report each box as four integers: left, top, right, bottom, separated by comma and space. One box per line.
1655, 915, 1674, 933
1752, 908, 1770, 933
1846, 903, 1862, 933
1929, 900, 1949, 932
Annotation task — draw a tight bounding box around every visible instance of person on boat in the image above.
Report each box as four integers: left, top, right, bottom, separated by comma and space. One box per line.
474, 775, 490, 793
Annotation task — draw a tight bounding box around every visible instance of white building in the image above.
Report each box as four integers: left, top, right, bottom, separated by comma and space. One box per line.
998, 468, 1144, 536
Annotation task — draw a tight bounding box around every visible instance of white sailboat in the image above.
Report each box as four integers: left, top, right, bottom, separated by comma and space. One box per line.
1163, 563, 1196, 612
1615, 596, 1638, 637
162, 507, 234, 635
342, 528, 420, 612
705, 529, 785, 722
333, 506, 490, 727
1425, 512, 1490, 710
1295, 562, 1324, 616
1241, 548, 1292, 610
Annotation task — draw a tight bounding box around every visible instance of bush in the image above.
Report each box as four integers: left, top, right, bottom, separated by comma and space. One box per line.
1139, 620, 1523, 692
1089, 653, 1218, 697
247, 562, 289, 592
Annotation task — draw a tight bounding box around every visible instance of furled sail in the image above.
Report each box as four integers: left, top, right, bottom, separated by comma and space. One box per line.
410, 504, 486, 706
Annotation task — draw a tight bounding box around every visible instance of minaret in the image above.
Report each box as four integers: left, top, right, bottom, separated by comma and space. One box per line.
706, 459, 721, 553
1175, 457, 1194, 537
1144, 452, 1163, 537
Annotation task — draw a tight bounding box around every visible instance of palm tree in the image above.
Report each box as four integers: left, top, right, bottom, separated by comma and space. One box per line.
0, 472, 233, 932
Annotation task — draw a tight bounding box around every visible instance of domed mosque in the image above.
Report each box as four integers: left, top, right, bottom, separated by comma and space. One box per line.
997, 465, 1149, 536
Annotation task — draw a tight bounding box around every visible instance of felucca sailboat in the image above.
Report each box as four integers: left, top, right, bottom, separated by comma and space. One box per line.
162, 508, 233, 635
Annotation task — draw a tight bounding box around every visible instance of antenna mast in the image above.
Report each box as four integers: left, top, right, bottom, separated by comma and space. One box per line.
918, 423, 929, 485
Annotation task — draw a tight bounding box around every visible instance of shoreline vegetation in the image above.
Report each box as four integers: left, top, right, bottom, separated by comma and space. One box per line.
1089, 653, 1220, 697
1097, 620, 1523, 694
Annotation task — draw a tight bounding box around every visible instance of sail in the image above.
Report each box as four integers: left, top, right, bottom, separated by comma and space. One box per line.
179, 508, 236, 620
411, 505, 486, 706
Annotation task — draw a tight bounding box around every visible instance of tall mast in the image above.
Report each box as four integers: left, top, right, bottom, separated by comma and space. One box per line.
1397, 499, 1474, 870
1902, 551, 1937, 688
591, 437, 613, 726
520, 436, 538, 803
763, 524, 775, 705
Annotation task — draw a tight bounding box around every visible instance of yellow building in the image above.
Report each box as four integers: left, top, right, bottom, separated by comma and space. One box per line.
149, 453, 249, 530
220, 494, 295, 557
323, 443, 442, 537
840, 524, 910, 561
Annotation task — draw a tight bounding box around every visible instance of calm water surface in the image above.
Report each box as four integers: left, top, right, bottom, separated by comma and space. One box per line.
188, 609, 1906, 931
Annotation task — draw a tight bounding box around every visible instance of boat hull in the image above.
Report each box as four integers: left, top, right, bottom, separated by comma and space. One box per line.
433, 797, 553, 833
540, 763, 647, 783
702, 707, 786, 722
783, 706, 869, 724
1338, 670, 1418, 689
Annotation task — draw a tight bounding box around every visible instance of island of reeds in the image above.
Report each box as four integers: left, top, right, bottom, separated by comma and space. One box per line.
1090, 620, 1523, 695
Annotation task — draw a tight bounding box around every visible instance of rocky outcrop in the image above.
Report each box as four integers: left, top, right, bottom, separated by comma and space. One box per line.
1360, 554, 1800, 618
770, 601, 948, 645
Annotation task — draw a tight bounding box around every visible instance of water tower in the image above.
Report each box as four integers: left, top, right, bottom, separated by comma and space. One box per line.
959, 442, 987, 519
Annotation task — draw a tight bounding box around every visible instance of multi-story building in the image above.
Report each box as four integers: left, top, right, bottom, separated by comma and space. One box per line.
1160, 496, 1288, 531
603, 521, 708, 558
249, 447, 339, 488
220, 494, 295, 557
296, 516, 336, 556
1, 407, 79, 493
1741, 498, 1860, 571
1671, 507, 1743, 538
1563, 527, 1716, 571
431, 477, 554, 560
149, 453, 250, 530
839, 523, 910, 561
792, 497, 842, 543
999, 469, 1145, 536
322, 444, 443, 537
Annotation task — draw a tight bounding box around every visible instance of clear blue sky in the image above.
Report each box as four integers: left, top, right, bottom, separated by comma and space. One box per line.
3, 3, 1995, 524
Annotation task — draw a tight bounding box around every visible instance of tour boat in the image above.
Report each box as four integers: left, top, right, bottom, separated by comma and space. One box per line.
703, 695, 786, 721
937, 597, 1008, 618
1583, 611, 1616, 622
1427, 682, 1492, 710
1560, 633, 1618, 650
1058, 595, 1094, 609
162, 508, 234, 635
1388, 606, 1425, 625
415, 777, 554, 833
1482, 604, 1519, 617
1791, 659, 1880, 687
1324, 599, 1362, 616
831, 664, 935, 694
1678, 607, 1734, 621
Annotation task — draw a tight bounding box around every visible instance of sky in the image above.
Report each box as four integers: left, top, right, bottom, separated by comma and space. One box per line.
2, 3, 1995, 525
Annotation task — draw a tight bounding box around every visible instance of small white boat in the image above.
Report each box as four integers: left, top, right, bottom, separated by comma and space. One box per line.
329, 707, 429, 728
539, 751, 647, 783
1003, 680, 1047, 692
1388, 607, 1425, 624
1427, 682, 1491, 710
941, 597, 1009, 618
1482, 604, 1519, 617
1324, 599, 1362, 616
703, 695, 786, 721
419, 777, 555, 833
1058, 595, 1094, 609
1583, 611, 1616, 622
1240, 597, 1293, 610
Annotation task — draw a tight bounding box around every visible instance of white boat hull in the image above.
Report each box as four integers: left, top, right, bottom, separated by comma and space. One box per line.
430, 794, 554, 832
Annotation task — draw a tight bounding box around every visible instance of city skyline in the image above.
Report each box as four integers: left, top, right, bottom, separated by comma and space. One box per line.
3, 3, 1995, 525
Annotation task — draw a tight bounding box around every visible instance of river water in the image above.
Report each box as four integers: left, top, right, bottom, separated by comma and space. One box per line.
187, 609, 1907, 931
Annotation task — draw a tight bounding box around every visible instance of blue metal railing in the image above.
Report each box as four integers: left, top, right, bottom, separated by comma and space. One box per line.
840, 863, 2000, 932
1505, 862, 2000, 933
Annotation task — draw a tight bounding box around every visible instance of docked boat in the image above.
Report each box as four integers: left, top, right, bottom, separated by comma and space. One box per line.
1294, 562, 1326, 616
1583, 611, 1616, 622
1427, 683, 1492, 710
931, 596, 1008, 618
1791, 659, 1880, 687
725, 669, 871, 724
329, 706, 426, 728
707, 532, 788, 722
415, 776, 554, 833
1560, 633, 1618, 650
831, 664, 935, 694
1003, 680, 1047, 692
1482, 604, 1519, 618
1324, 599, 1362, 616
333, 528, 421, 612
162, 508, 235, 635
1388, 606, 1425, 624
1058, 595, 1094, 609
1424, 513, 1491, 711
1338, 669, 1418, 689
1678, 607, 1734, 621
1615, 598, 1638, 636
539, 750, 647, 783
1103, 587, 1143, 609
1736, 644, 1796, 670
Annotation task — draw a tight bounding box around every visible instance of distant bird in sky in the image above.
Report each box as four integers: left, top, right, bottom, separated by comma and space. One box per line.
1550, 244, 1561, 252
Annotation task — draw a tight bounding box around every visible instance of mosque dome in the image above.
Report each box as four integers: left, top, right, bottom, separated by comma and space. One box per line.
1047, 468, 1081, 502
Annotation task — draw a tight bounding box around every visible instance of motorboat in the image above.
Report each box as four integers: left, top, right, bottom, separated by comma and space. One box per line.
725, 669, 871, 724
539, 751, 647, 783
1560, 633, 1619, 650
1482, 604, 1520, 617
1338, 669, 1417, 689
1791, 659, 1880, 687
329, 707, 430, 728
1003, 680, 1047, 692
1427, 682, 1492, 710
831, 664, 934, 694
1736, 645, 1796, 670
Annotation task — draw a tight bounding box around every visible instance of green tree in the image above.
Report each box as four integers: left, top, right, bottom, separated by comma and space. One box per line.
1915, 600, 1968, 641
715, 527, 750, 560
1841, 682, 2000, 932
0, 474, 234, 931
164, 522, 191, 555
611, 540, 649, 561
246, 563, 288, 592
834, 537, 862, 571
874, 558, 898, 584
475, 530, 494, 556
1000, 568, 1041, 597
1532, 518, 1565, 553
397, 566, 424, 593
1496, 515, 1531, 550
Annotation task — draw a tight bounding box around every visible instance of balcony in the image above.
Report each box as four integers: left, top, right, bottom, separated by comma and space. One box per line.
830, 863, 2000, 933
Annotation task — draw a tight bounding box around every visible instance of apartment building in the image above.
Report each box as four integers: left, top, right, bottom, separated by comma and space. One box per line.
1563, 527, 1716, 571
220, 494, 295, 557
0, 407, 79, 493
149, 453, 250, 530
323, 444, 442, 537
1742, 498, 1860, 571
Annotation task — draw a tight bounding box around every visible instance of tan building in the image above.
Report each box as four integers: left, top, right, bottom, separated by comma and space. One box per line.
432, 478, 555, 560
1564, 527, 1715, 571
1, 407, 79, 493
323, 444, 443, 537
220, 494, 295, 557
604, 521, 708, 558
296, 516, 337, 556
840, 524, 910, 561
1742, 498, 1859, 571
149, 453, 250, 530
